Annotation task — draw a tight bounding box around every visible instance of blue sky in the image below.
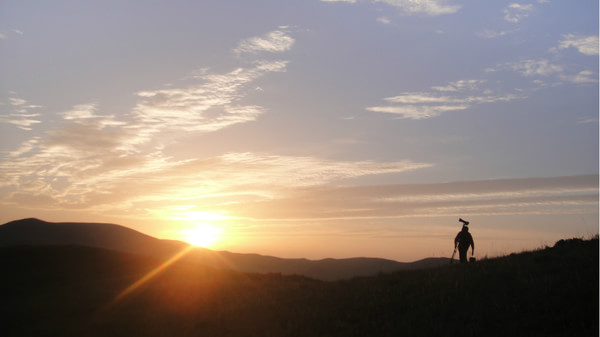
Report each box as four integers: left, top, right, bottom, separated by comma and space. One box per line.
0, 0, 598, 260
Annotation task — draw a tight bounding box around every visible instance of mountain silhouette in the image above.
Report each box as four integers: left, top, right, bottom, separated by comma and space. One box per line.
0, 218, 448, 280
0, 218, 186, 256
2, 236, 596, 337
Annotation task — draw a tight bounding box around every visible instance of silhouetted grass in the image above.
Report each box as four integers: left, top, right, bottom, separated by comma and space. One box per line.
1, 237, 597, 337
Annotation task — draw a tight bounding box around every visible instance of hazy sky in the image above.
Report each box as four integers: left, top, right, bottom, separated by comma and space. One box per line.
1, 0, 598, 261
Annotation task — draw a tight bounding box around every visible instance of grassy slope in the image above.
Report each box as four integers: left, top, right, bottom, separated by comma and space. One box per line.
1, 238, 597, 337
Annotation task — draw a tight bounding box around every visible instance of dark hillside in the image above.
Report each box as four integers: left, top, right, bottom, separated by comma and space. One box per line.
0, 218, 447, 280
324, 237, 599, 336
0, 218, 186, 256
189, 250, 440, 281
0, 237, 597, 337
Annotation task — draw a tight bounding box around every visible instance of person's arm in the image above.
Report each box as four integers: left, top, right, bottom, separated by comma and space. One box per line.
471, 236, 475, 255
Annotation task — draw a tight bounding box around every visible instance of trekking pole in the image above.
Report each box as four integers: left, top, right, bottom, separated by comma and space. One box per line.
450, 248, 456, 264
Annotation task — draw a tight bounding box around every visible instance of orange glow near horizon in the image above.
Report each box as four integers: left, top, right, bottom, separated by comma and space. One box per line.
170, 210, 228, 248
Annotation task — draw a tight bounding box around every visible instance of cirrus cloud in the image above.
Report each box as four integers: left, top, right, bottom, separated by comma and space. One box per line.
216, 174, 599, 221
375, 0, 461, 16
367, 79, 522, 120
320, 0, 460, 16
233, 27, 295, 56
0, 96, 42, 131
0, 27, 434, 217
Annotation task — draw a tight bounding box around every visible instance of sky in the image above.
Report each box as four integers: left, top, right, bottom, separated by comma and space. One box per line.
0, 0, 598, 261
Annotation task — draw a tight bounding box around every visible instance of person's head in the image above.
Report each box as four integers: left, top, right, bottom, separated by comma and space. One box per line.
462, 225, 469, 232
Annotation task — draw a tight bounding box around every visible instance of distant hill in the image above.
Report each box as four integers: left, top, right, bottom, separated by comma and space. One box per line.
0, 218, 187, 256
190, 250, 448, 281
0, 218, 448, 280
0, 237, 597, 337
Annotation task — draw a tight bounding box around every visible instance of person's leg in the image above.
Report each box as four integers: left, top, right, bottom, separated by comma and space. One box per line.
459, 248, 467, 263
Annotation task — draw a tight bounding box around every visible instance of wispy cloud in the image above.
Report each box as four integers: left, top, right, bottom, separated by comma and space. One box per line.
9, 98, 27, 106
221, 175, 599, 221
477, 29, 518, 39
376, 0, 461, 16
489, 59, 597, 85
577, 117, 599, 125
560, 70, 598, 84
218, 152, 432, 187
431, 79, 486, 92
0, 29, 24, 40
509, 59, 564, 77
0, 29, 297, 210
9, 138, 40, 157
0, 145, 432, 212
367, 79, 521, 119
133, 60, 287, 138
233, 27, 295, 56
503, 3, 533, 23
0, 27, 435, 216
46, 118, 130, 154
58, 103, 125, 128
551, 34, 599, 56
376, 16, 392, 25
0, 96, 43, 131
320, 0, 460, 16
366, 104, 468, 119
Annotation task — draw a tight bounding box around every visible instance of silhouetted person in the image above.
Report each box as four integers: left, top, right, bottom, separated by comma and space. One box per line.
454, 219, 474, 263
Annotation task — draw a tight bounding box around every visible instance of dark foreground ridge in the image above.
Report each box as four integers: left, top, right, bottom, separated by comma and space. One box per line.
0, 218, 447, 280
0, 235, 597, 337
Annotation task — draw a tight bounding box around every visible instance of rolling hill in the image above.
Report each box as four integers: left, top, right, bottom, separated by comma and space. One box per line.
0, 236, 597, 337
0, 218, 186, 256
0, 218, 448, 280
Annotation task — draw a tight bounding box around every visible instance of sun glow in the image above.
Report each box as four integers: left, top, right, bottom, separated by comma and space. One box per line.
182, 223, 223, 247
175, 210, 227, 248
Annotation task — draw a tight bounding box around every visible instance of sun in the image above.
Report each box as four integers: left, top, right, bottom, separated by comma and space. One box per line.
175, 211, 227, 248
182, 223, 223, 247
